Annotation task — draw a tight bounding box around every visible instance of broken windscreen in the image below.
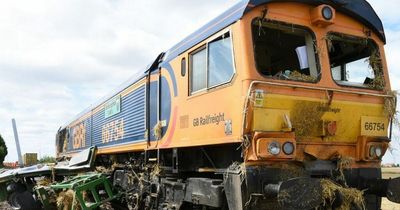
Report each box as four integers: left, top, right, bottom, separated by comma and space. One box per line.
252, 20, 320, 82
327, 33, 384, 90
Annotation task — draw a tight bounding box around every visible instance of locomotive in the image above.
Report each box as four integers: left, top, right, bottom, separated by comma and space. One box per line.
1, 0, 399, 209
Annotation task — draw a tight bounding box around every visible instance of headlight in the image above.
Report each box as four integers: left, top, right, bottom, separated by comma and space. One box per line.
322, 6, 333, 20
369, 146, 376, 158
375, 146, 383, 158
268, 142, 281, 155
283, 142, 294, 155
368, 144, 385, 159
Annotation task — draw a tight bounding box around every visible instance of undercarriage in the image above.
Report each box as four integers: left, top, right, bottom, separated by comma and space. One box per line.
1, 146, 399, 210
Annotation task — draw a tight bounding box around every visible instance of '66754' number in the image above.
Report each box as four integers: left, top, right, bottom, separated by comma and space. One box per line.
364, 122, 385, 131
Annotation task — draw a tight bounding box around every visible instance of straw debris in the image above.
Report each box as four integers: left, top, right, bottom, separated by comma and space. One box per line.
384, 90, 398, 118
56, 189, 89, 210
337, 156, 352, 174
320, 179, 365, 210
364, 49, 385, 90
151, 164, 161, 179
323, 34, 336, 53
37, 177, 53, 187
383, 90, 399, 133
96, 166, 113, 174
367, 50, 383, 70
367, 73, 385, 90
277, 190, 290, 204
153, 121, 163, 140
335, 156, 354, 187
99, 202, 115, 210
63, 138, 68, 154
291, 102, 328, 138
57, 189, 75, 210
288, 71, 317, 82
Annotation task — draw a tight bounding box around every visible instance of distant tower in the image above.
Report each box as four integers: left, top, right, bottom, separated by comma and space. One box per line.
11, 119, 24, 167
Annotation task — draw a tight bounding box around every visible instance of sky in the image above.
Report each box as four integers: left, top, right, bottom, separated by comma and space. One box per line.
0, 0, 399, 163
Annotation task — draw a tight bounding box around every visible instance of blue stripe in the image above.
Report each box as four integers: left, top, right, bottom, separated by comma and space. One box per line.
160, 63, 178, 97
68, 85, 146, 152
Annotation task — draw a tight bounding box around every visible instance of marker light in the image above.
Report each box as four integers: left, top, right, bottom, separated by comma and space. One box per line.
322, 6, 333, 20
375, 146, 383, 158
369, 146, 376, 158
283, 142, 295, 155
268, 142, 281, 155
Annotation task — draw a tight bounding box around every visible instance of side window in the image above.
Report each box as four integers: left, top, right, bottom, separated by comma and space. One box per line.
208, 33, 235, 87
190, 31, 235, 94
181, 58, 186, 77
190, 48, 207, 93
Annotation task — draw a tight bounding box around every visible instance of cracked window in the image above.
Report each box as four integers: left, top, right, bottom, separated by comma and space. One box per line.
327, 33, 384, 90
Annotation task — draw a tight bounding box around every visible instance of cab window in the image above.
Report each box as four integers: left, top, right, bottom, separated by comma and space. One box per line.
327, 33, 384, 90
190, 32, 235, 94
252, 20, 319, 82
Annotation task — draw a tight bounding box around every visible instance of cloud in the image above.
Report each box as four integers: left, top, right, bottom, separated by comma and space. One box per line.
369, 0, 400, 29
367, 1, 400, 90
0, 0, 238, 161
384, 30, 400, 90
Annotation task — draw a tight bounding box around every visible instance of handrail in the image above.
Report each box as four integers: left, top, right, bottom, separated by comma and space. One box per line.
247, 80, 392, 98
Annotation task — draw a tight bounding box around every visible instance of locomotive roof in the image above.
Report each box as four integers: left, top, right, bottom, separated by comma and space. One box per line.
163, 0, 385, 62
61, 0, 385, 129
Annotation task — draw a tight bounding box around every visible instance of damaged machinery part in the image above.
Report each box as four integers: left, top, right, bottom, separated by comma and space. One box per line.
222, 163, 324, 210
113, 168, 152, 209
359, 176, 400, 204
264, 178, 323, 209
226, 161, 400, 209
262, 167, 400, 209
160, 178, 224, 209
36, 174, 118, 210
0, 147, 98, 209
224, 163, 246, 210
184, 178, 224, 207
6, 181, 41, 210
106, 146, 239, 209
113, 169, 225, 209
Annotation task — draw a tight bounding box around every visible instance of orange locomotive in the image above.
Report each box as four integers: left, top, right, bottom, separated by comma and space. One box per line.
52, 0, 399, 209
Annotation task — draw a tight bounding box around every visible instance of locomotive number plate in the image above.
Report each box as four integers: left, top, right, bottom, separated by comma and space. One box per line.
361, 116, 388, 137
